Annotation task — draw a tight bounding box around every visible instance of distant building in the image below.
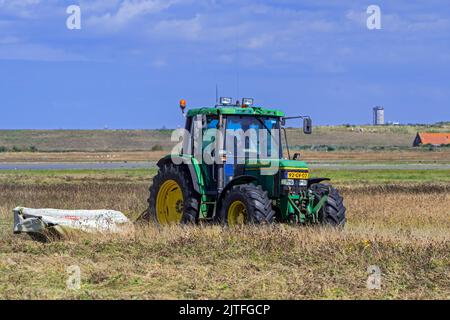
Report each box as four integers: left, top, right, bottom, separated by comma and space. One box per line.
413, 132, 450, 146
373, 106, 384, 125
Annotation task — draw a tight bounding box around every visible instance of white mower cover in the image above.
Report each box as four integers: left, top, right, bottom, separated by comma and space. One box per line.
13, 207, 132, 236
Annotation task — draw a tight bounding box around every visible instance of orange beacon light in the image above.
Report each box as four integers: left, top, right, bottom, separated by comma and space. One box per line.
180, 99, 187, 114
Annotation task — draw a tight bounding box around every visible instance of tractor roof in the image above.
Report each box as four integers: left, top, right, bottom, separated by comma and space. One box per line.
187, 106, 284, 118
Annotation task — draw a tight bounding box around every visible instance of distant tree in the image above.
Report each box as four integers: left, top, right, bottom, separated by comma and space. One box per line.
151, 144, 164, 151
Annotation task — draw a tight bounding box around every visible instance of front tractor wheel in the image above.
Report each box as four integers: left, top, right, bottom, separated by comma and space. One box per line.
311, 183, 346, 227
218, 184, 275, 226
147, 164, 200, 225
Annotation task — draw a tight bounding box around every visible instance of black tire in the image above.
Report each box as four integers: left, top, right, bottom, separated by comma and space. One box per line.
311, 183, 346, 227
218, 184, 275, 225
146, 164, 200, 224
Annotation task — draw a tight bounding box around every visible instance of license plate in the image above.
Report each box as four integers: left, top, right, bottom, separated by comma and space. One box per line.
287, 172, 309, 179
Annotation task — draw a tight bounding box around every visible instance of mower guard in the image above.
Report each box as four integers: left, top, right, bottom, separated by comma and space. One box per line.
13, 207, 132, 238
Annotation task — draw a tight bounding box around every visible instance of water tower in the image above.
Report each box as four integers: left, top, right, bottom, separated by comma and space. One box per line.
373, 106, 385, 125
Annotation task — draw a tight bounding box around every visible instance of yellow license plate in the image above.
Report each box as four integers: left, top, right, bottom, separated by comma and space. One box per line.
287, 172, 309, 179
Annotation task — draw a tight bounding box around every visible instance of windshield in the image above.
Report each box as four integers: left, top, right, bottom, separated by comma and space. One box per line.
225, 115, 281, 161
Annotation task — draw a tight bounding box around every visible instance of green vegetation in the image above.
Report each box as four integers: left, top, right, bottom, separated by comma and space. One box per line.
291, 144, 450, 152
310, 169, 450, 183
1, 168, 447, 183
0, 145, 38, 153
151, 144, 164, 151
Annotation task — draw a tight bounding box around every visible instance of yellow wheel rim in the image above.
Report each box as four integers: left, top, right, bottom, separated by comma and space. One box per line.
156, 180, 184, 224
227, 200, 247, 226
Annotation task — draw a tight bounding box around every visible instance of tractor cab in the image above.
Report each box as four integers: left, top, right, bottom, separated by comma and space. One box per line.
182, 98, 312, 195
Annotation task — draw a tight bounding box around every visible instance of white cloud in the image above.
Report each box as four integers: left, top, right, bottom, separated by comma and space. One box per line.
346, 8, 450, 33
79, 0, 121, 14
0, 0, 41, 7
217, 53, 234, 64
151, 14, 202, 40
244, 34, 274, 49
0, 0, 41, 18
87, 0, 176, 30
151, 58, 167, 68
407, 17, 450, 32
345, 9, 366, 25
2, 0, 446, 74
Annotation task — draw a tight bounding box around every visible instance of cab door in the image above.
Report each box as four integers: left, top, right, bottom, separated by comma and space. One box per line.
198, 115, 220, 193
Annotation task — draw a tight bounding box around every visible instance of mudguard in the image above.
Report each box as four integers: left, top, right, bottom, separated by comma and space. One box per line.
308, 177, 330, 187
216, 175, 259, 212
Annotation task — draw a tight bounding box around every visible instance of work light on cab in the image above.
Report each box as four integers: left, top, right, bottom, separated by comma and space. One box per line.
242, 98, 254, 108
219, 97, 233, 106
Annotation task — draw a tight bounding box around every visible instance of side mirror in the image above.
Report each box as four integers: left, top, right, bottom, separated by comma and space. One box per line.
303, 118, 312, 134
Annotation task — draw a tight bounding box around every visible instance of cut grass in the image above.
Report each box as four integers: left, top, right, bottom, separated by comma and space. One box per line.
0, 226, 448, 299
0, 169, 448, 299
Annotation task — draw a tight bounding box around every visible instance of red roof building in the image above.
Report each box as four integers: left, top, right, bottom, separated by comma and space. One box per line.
413, 132, 450, 146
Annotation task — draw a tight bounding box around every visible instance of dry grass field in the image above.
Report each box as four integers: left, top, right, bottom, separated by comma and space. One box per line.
1, 126, 449, 167
0, 130, 174, 152
0, 169, 448, 299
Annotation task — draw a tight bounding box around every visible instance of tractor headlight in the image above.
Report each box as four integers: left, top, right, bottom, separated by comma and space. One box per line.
281, 179, 295, 186
298, 179, 308, 187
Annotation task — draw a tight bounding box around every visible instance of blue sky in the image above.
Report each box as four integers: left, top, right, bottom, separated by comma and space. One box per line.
0, 0, 449, 129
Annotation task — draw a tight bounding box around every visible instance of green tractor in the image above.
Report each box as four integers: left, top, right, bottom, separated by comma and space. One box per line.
145, 98, 346, 226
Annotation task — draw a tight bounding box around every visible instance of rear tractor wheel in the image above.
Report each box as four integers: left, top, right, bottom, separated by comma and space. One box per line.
218, 184, 275, 226
147, 164, 200, 225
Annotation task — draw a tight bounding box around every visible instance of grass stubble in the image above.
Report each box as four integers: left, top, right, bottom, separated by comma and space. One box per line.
0, 171, 448, 300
